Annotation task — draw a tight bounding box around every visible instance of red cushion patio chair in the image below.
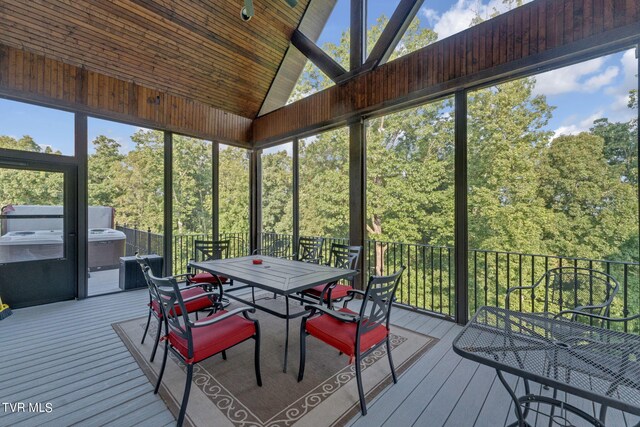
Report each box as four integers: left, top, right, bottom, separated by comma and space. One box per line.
146, 267, 262, 427
300, 244, 362, 308
298, 266, 405, 416
186, 240, 233, 299
136, 254, 221, 363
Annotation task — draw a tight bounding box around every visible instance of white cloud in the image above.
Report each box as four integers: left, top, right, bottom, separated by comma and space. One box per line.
552, 111, 604, 139
583, 66, 619, 91
604, 48, 638, 118
421, 0, 533, 41
532, 57, 613, 96
421, 8, 439, 26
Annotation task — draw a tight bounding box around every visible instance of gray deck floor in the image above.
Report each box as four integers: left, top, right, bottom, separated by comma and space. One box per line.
1, 290, 638, 426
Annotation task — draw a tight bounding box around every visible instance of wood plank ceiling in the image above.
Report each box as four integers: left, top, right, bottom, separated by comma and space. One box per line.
0, 0, 312, 119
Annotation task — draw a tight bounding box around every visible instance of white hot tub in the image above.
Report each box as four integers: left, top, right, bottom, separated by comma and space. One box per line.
0, 205, 126, 269
0, 227, 126, 269
0, 230, 64, 264
88, 228, 126, 270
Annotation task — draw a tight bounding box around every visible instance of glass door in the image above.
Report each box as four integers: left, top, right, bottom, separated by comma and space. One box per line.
0, 161, 77, 308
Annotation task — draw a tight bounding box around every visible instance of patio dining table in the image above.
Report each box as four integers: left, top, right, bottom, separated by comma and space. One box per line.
188, 255, 356, 373
453, 306, 640, 427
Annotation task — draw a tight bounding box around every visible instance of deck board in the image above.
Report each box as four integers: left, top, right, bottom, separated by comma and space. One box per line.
1, 290, 638, 426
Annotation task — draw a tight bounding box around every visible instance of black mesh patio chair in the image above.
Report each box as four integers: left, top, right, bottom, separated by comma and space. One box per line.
504, 266, 621, 422
299, 244, 362, 308
146, 267, 262, 427
136, 254, 221, 363
298, 266, 405, 416
505, 267, 619, 320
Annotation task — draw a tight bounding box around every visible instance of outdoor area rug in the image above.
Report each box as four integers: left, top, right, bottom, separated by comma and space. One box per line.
113, 295, 438, 427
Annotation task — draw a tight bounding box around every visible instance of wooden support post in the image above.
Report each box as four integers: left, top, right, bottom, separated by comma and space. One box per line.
292, 138, 300, 251
75, 112, 88, 299
349, 0, 367, 290
350, 0, 366, 71
164, 131, 173, 276
349, 120, 366, 290
212, 141, 219, 240
454, 90, 469, 325
249, 149, 262, 254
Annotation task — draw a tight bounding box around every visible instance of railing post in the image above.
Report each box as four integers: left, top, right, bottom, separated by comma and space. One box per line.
133, 223, 138, 253
454, 90, 469, 325
147, 227, 151, 254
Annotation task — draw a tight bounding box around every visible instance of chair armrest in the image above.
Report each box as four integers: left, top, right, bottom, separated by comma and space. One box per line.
191, 307, 256, 327
346, 289, 366, 297
555, 310, 640, 323
181, 291, 219, 304
180, 282, 211, 290
318, 281, 339, 300
302, 257, 322, 264
304, 303, 359, 323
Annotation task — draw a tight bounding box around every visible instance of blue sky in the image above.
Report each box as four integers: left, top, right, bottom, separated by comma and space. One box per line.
0, 0, 637, 155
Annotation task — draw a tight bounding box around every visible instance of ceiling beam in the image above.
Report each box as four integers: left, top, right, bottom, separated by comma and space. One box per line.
291, 29, 347, 82
258, 0, 337, 117
252, 0, 640, 146
363, 0, 425, 70
350, 0, 366, 71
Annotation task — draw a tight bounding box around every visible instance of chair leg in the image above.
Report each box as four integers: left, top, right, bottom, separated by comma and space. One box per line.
141, 310, 152, 345
154, 336, 169, 394
221, 350, 227, 360
150, 317, 163, 362
176, 363, 193, 427
254, 321, 262, 387
298, 323, 307, 382
386, 336, 397, 383
355, 353, 367, 416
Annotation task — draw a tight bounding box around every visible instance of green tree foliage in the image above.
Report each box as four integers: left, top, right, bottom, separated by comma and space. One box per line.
468, 79, 555, 255
171, 135, 212, 235
219, 146, 249, 233
88, 135, 125, 208
261, 148, 293, 234
539, 133, 638, 260
0, 136, 64, 210
299, 130, 349, 238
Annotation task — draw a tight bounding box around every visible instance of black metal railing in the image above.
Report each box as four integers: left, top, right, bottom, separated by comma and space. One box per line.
470, 250, 640, 332
116, 225, 639, 331
365, 240, 455, 319
117, 224, 164, 258
116, 225, 249, 275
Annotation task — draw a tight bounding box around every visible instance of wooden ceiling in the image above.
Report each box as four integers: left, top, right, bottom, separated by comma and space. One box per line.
0, 0, 317, 119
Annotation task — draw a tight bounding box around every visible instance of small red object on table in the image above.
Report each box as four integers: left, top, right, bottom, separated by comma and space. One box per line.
252, 259, 263, 265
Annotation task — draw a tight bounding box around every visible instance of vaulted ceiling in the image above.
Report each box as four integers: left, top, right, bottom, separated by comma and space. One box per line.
0, 0, 332, 119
